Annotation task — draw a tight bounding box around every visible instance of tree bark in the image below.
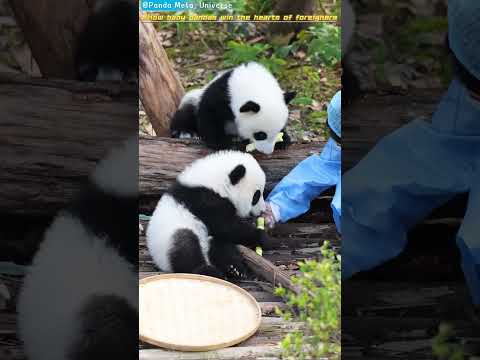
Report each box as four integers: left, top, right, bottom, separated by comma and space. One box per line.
269, 0, 318, 36
8, 0, 95, 79
0, 74, 137, 215
139, 136, 324, 212
237, 245, 301, 295
139, 22, 185, 136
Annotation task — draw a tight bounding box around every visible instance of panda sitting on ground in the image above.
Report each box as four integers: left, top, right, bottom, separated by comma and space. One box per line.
170, 62, 296, 154
17, 137, 138, 360
75, 0, 138, 82
147, 150, 268, 279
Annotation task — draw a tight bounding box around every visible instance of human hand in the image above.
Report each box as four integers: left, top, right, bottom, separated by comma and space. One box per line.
263, 202, 278, 229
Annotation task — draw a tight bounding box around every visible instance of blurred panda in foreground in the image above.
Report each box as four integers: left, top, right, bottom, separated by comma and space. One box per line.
18, 137, 138, 360
75, 0, 138, 82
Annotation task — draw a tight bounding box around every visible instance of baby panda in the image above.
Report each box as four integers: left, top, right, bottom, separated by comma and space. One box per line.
147, 150, 267, 278
17, 137, 138, 360
170, 62, 296, 154
75, 0, 138, 81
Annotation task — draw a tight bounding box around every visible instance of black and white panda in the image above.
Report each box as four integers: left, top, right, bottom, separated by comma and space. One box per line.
170, 62, 296, 154
75, 0, 138, 81
17, 137, 138, 360
147, 150, 267, 278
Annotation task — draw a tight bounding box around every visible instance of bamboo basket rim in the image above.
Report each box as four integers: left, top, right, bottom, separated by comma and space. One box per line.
139, 273, 262, 352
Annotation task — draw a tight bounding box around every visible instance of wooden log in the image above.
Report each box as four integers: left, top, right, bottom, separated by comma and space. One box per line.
140, 317, 298, 351
139, 22, 185, 136
140, 345, 282, 360
237, 245, 300, 295
8, 0, 94, 78
0, 74, 137, 215
139, 136, 324, 213
269, 0, 319, 37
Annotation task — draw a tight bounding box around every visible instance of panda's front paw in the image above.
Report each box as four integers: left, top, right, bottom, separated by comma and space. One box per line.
275, 132, 292, 150
226, 263, 248, 280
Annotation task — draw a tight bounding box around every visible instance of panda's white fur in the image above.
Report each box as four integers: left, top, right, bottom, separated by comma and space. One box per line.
179, 88, 204, 109
228, 62, 289, 154
17, 216, 137, 360
147, 150, 266, 275
92, 136, 138, 196
147, 193, 211, 272
17, 137, 137, 360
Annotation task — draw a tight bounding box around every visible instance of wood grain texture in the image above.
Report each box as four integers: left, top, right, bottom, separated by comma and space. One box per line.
139, 21, 185, 136
139, 345, 282, 360
237, 245, 301, 295
0, 75, 137, 215
8, 0, 94, 78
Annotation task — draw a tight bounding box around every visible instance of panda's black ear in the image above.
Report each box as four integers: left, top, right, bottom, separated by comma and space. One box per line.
229, 165, 246, 185
284, 91, 297, 104
240, 101, 260, 113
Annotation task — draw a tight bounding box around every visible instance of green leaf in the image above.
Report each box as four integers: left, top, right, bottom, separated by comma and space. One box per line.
291, 97, 314, 106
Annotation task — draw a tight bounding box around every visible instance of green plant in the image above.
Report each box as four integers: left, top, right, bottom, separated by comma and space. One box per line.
294, 24, 341, 67
223, 41, 286, 74
275, 241, 341, 359
224, 41, 270, 65
244, 0, 275, 15
432, 323, 465, 360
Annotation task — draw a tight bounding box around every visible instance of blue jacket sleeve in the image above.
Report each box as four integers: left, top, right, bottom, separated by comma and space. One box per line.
267, 138, 341, 223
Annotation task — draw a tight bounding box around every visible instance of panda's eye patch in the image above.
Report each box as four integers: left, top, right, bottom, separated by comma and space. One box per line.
254, 132, 267, 141
252, 190, 261, 206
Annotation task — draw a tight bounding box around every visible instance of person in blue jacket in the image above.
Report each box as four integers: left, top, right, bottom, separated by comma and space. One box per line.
342, 0, 480, 308
263, 90, 342, 232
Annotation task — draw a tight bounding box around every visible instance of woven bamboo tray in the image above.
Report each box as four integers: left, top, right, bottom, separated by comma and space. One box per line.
139, 273, 262, 352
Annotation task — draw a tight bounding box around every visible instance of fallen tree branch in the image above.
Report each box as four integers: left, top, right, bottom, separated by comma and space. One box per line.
237, 245, 301, 295
139, 22, 184, 136
8, 0, 93, 78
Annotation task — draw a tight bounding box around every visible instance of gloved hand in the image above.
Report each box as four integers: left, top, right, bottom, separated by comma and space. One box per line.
263, 201, 280, 229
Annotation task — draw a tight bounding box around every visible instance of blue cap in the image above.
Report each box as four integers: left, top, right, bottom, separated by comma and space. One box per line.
448, 0, 480, 80
327, 91, 341, 138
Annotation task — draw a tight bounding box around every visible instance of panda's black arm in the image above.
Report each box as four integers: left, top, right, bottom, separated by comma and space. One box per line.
170, 185, 265, 248
198, 200, 265, 247
209, 218, 266, 248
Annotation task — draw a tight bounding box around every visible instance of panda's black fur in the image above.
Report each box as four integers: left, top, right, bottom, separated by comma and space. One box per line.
75, 0, 138, 82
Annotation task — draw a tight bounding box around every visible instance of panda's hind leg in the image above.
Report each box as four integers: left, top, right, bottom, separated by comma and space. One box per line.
70, 294, 137, 360
209, 241, 248, 280
169, 229, 211, 274
170, 104, 198, 139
